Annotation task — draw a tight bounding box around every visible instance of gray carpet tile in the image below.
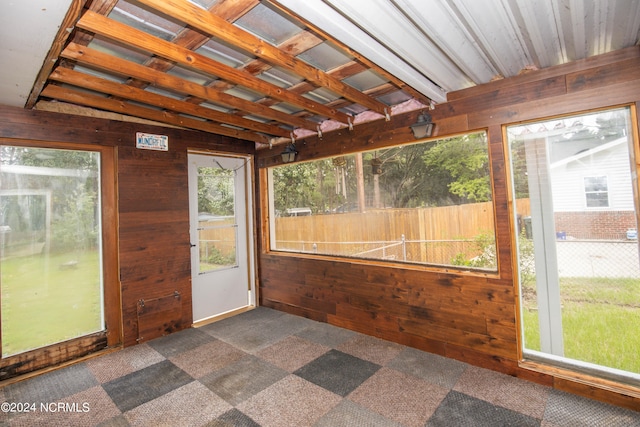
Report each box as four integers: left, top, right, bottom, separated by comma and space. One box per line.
255, 335, 331, 372
295, 320, 358, 348
337, 334, 405, 366
122, 381, 230, 427
348, 367, 449, 427
427, 390, 541, 427
544, 389, 640, 427
2, 307, 640, 427
199, 355, 288, 406
202, 310, 315, 353
96, 414, 131, 427
387, 346, 468, 389
102, 360, 193, 412
236, 375, 342, 427
453, 365, 550, 420
145, 327, 216, 358
294, 349, 381, 397
3, 362, 98, 403
207, 408, 261, 427
314, 399, 405, 427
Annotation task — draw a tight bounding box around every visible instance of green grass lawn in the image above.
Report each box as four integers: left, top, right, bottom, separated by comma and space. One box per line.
1, 250, 103, 357
521, 277, 640, 374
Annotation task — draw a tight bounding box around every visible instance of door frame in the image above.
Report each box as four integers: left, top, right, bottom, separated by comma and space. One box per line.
0, 139, 121, 380
188, 150, 257, 326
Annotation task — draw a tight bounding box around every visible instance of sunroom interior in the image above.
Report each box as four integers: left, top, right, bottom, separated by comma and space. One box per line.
1, 0, 640, 420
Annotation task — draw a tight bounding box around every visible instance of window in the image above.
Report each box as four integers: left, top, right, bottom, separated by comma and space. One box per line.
268, 131, 497, 271
507, 106, 640, 383
1, 145, 104, 357
584, 176, 609, 208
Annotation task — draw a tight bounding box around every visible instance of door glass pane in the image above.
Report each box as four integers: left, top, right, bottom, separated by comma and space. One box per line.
197, 166, 237, 273
507, 108, 640, 378
1, 146, 104, 357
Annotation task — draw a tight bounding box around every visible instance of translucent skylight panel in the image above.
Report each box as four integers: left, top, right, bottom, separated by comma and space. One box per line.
377, 90, 412, 106
199, 102, 231, 113
339, 103, 368, 116
303, 87, 341, 104
72, 65, 127, 84
167, 66, 214, 86
187, 0, 219, 10
196, 39, 254, 68
110, 1, 181, 41
58, 84, 110, 99
234, 3, 303, 45
145, 86, 186, 100
270, 102, 304, 115
257, 67, 303, 88
342, 70, 388, 91
88, 37, 149, 64
297, 42, 353, 71
224, 86, 264, 102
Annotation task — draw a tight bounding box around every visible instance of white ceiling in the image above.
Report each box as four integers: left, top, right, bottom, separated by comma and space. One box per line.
0, 0, 74, 107
1, 0, 639, 109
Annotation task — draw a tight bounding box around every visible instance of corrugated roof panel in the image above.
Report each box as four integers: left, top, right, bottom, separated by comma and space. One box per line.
87, 37, 150, 65
270, 102, 305, 115
303, 87, 341, 104
234, 2, 303, 46
257, 67, 304, 88
342, 70, 387, 92
224, 86, 264, 102
377, 90, 412, 106
71, 65, 127, 84
297, 41, 353, 72
166, 66, 214, 86
187, 0, 220, 10
109, 1, 181, 41
196, 39, 254, 69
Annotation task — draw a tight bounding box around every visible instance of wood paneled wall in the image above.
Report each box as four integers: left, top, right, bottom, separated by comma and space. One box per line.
0, 106, 254, 350
256, 47, 640, 410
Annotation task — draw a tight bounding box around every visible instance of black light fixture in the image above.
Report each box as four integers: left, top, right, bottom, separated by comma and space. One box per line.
410, 112, 434, 139
280, 143, 297, 163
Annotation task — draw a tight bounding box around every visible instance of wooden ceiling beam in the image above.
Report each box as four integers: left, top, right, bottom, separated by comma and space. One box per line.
76, 11, 351, 124
61, 42, 317, 130
40, 84, 268, 143
135, 0, 389, 116
141, 0, 259, 74
49, 67, 290, 138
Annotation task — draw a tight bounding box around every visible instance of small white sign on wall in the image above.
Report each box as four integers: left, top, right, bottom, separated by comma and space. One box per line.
136, 132, 168, 151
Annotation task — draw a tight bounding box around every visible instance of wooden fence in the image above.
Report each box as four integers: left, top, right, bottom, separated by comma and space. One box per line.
198, 199, 531, 265
275, 199, 531, 265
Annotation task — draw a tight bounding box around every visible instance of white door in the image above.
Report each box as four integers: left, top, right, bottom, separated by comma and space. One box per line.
188, 153, 255, 323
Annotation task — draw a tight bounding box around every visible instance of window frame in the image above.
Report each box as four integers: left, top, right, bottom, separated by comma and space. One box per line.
0, 138, 121, 379
583, 175, 610, 208
264, 130, 499, 275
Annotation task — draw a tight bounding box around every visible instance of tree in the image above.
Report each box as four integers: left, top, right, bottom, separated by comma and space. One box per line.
423, 133, 492, 203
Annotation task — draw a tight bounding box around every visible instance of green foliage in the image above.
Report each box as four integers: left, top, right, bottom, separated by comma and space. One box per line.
51, 186, 99, 252
522, 277, 640, 373
272, 132, 493, 213
423, 133, 491, 202
203, 245, 235, 267
1, 146, 101, 254
451, 232, 496, 269
1, 250, 102, 356
198, 168, 234, 216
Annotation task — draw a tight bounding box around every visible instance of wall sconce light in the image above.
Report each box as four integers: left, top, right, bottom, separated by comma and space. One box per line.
410, 112, 434, 139
281, 143, 297, 163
